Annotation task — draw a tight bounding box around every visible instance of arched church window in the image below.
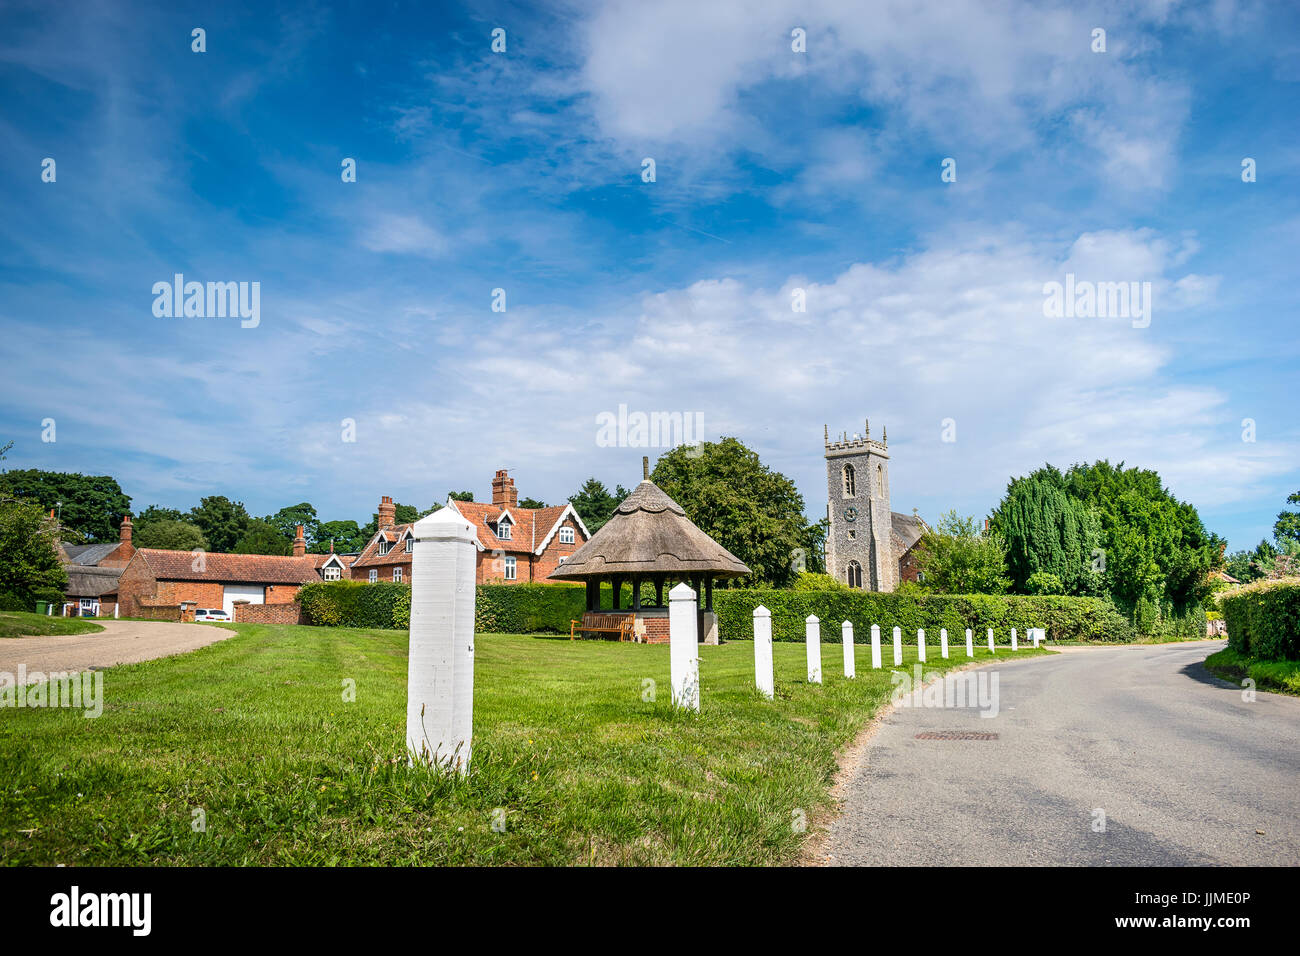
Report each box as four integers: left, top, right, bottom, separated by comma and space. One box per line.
843, 464, 856, 497
847, 560, 863, 589
876, 464, 883, 494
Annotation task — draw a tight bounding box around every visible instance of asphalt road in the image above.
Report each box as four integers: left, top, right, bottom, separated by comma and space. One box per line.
824, 640, 1300, 866
0, 619, 232, 684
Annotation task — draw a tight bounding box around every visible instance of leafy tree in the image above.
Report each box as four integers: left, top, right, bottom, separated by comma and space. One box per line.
912, 510, 1011, 594
0, 497, 68, 601
134, 519, 209, 552
0, 470, 131, 543
233, 518, 292, 555
136, 504, 187, 526
797, 517, 829, 575
1064, 461, 1222, 615
1274, 491, 1300, 547
313, 520, 366, 554
651, 437, 805, 587
0, 440, 12, 461
990, 466, 1100, 595
359, 501, 438, 540
448, 491, 475, 502
189, 496, 251, 552
266, 503, 320, 546
569, 478, 630, 534
519, 497, 547, 509
1025, 571, 1065, 595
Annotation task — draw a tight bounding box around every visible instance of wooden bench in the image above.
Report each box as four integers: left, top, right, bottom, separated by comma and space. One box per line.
570, 613, 635, 642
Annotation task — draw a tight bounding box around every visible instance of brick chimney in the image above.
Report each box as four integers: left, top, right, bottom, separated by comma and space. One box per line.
378, 495, 396, 529
491, 470, 518, 508
293, 524, 306, 557
118, 513, 135, 562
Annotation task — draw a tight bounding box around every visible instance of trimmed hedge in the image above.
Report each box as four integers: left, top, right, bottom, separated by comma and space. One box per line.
297, 580, 410, 629
714, 589, 1138, 643
476, 583, 584, 634
1221, 578, 1300, 660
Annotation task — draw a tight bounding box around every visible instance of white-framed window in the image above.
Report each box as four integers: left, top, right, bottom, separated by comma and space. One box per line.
368, 569, 378, 583
404, 535, 414, 553
559, 526, 575, 544
504, 556, 517, 580
497, 519, 511, 540
378, 538, 391, 555
323, 566, 341, 581
393, 568, 403, 582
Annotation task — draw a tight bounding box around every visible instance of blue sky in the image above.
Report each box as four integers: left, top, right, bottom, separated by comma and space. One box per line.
0, 0, 1297, 550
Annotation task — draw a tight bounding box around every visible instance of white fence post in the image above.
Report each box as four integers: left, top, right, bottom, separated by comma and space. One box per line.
669, 583, 700, 711
940, 628, 949, 659
917, 628, 926, 663
965, 628, 973, 657
842, 621, 855, 678
871, 624, 882, 669
893, 626, 902, 666
753, 605, 774, 700
406, 507, 478, 773
1032, 627, 1042, 648
806, 615, 822, 684
988, 628, 995, 653
1011, 627, 1018, 652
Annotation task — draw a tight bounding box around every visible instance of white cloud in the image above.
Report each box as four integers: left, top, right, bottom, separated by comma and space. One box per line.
360, 213, 448, 258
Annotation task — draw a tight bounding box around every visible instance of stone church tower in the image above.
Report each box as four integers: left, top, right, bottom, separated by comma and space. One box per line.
825, 421, 897, 592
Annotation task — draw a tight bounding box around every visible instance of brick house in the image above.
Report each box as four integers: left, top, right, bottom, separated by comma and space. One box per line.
117, 530, 328, 618
350, 472, 589, 586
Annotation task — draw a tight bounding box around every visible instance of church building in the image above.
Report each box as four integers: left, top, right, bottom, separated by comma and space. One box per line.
824, 422, 928, 591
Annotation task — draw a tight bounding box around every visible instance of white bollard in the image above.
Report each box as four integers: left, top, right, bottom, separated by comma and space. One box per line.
917, 628, 926, 663
842, 621, 855, 678
669, 583, 700, 710
940, 628, 949, 659
1011, 627, 1018, 652
893, 626, 902, 666
753, 606, 774, 700
871, 624, 882, 669
1033, 627, 1041, 648
988, 628, 995, 653
113, 603, 119, 620
806, 615, 822, 684
965, 628, 973, 658
406, 507, 478, 772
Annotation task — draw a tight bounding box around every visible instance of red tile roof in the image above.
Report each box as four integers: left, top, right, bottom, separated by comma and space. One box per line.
450, 501, 573, 554
133, 548, 322, 584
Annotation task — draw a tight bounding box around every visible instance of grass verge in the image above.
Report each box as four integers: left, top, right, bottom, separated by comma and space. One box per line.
0, 623, 1048, 865
1203, 646, 1300, 696
0, 612, 105, 639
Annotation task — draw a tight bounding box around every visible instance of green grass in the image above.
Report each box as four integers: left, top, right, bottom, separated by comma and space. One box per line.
1204, 646, 1300, 696
0, 623, 1049, 866
0, 612, 105, 639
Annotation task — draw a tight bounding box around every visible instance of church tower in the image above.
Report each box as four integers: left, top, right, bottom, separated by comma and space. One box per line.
824, 421, 896, 592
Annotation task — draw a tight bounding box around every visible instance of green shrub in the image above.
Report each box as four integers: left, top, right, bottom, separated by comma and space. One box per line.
297, 580, 410, 629
791, 572, 848, 591
1220, 578, 1300, 659
1025, 571, 1065, 595
475, 583, 586, 634
713, 589, 1137, 643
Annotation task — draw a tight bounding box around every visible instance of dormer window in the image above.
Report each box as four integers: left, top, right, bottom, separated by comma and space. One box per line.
378, 537, 391, 556
404, 532, 414, 553
559, 526, 575, 544
496, 515, 512, 540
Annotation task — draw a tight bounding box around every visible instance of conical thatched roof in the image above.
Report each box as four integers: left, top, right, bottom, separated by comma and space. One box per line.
548, 480, 751, 581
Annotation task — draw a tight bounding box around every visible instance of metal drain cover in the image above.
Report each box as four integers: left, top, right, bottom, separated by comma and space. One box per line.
914, 730, 1000, 741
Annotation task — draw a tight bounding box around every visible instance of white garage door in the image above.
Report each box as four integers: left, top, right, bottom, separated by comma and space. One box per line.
223, 584, 265, 617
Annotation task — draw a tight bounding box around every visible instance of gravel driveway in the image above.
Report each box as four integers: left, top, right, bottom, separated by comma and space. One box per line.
0, 619, 234, 684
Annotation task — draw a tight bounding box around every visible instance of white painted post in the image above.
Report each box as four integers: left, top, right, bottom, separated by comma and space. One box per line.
406, 507, 477, 773
753, 605, 774, 700
842, 621, 855, 678
113, 603, 119, 620
669, 583, 700, 711
988, 627, 995, 653
965, 628, 973, 658
870, 624, 882, 669
917, 628, 926, 663
1032, 627, 1041, 648
805, 615, 822, 684
893, 626, 902, 666
1011, 627, 1018, 652
940, 628, 949, 659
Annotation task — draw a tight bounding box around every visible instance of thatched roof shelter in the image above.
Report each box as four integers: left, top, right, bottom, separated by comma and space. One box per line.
548, 469, 749, 641
548, 479, 750, 582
